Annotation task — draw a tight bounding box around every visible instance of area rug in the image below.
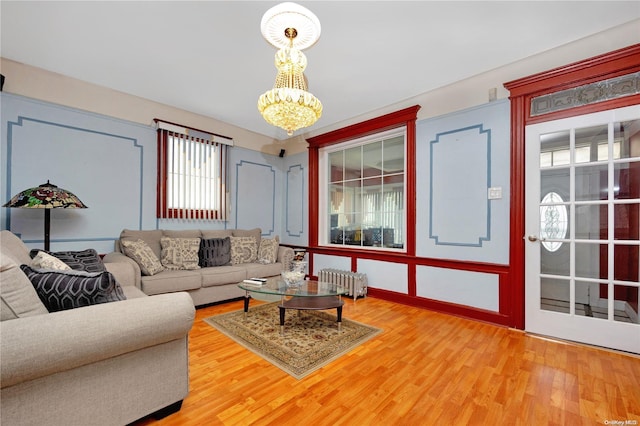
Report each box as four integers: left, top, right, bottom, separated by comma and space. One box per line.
204, 302, 382, 379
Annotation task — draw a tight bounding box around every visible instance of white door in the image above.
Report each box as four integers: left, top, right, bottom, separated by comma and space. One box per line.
525, 105, 640, 354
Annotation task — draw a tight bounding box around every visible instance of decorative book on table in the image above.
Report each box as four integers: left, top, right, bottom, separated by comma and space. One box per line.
243, 278, 267, 286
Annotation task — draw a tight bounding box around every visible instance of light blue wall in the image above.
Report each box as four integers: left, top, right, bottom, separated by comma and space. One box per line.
2, 92, 511, 315
313, 100, 510, 313
280, 150, 308, 246
1, 93, 301, 252
416, 100, 510, 264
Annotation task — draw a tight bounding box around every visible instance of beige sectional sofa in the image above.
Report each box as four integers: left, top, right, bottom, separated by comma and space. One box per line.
103, 228, 295, 306
0, 230, 195, 425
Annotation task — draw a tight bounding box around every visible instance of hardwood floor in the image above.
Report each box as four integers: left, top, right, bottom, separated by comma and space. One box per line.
133, 297, 640, 425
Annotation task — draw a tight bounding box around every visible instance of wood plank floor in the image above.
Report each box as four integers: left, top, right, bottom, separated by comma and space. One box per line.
133, 297, 640, 425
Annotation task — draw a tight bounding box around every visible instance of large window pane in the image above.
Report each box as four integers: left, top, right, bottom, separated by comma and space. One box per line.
615, 120, 640, 160
575, 204, 607, 240
575, 124, 607, 163
541, 169, 569, 202
541, 243, 570, 276
614, 244, 639, 283
615, 203, 639, 240
540, 278, 570, 313
329, 151, 344, 183
575, 164, 608, 201
323, 131, 405, 250
362, 141, 382, 178
383, 136, 405, 174
344, 146, 362, 180
575, 242, 607, 280
613, 285, 638, 323
540, 130, 570, 167
614, 162, 640, 200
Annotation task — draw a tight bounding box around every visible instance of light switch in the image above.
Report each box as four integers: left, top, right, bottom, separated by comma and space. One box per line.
488, 187, 502, 200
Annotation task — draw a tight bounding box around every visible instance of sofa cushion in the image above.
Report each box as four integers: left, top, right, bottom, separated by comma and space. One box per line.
244, 262, 283, 280
230, 236, 258, 265
201, 229, 233, 239
163, 229, 202, 239
160, 237, 201, 270
0, 256, 48, 320
30, 248, 106, 273
121, 239, 164, 276
257, 238, 279, 264
30, 251, 72, 271
200, 265, 248, 288
232, 228, 261, 245
140, 270, 201, 295
120, 229, 163, 259
199, 237, 231, 267
20, 265, 126, 312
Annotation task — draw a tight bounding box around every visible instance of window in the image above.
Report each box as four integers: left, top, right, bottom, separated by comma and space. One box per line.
307, 105, 420, 253
540, 191, 568, 252
156, 120, 232, 220
320, 130, 406, 249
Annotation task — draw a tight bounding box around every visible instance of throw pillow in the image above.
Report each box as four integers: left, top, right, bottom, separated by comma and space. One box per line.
30, 251, 72, 271
257, 238, 279, 264
121, 239, 164, 276
20, 265, 126, 313
199, 237, 231, 267
160, 237, 201, 270
30, 248, 106, 273
229, 236, 258, 265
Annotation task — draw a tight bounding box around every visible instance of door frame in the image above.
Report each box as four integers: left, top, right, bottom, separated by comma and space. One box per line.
504, 44, 640, 329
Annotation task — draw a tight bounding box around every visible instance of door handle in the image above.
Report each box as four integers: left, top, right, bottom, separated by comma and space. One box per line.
526, 235, 539, 242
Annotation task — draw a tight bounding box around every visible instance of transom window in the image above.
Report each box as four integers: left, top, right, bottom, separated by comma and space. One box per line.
320, 129, 406, 249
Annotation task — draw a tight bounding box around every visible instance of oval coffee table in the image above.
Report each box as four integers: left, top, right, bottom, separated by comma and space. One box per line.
238, 278, 348, 335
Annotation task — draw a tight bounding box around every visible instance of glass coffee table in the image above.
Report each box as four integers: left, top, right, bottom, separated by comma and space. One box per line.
238, 278, 348, 335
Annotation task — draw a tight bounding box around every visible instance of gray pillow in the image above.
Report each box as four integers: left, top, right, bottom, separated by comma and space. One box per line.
20, 265, 126, 312
199, 237, 231, 267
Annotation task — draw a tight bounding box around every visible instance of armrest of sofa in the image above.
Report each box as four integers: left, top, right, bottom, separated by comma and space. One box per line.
277, 246, 294, 266
103, 251, 141, 289
104, 259, 137, 288
0, 292, 195, 389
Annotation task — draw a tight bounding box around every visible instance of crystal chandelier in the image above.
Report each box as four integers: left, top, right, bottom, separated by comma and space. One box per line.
257, 2, 322, 136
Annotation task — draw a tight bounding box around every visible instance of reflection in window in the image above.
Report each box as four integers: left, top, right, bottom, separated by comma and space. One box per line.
325, 132, 405, 249
540, 192, 568, 252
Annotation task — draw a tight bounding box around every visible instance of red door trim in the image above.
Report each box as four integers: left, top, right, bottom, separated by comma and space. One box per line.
504, 43, 640, 330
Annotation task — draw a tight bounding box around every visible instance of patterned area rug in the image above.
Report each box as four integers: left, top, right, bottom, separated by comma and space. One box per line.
204, 302, 382, 379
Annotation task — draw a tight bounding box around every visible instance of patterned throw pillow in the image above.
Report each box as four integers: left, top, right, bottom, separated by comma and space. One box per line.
30, 251, 72, 271
30, 248, 106, 273
20, 265, 126, 312
229, 236, 258, 265
199, 237, 231, 267
121, 239, 164, 276
160, 237, 201, 270
257, 238, 279, 264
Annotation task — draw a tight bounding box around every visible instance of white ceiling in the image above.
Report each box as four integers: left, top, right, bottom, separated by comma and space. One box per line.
2, 1, 639, 140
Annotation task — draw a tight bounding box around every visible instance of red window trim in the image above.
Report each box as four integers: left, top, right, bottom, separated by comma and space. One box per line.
156, 125, 228, 220
306, 105, 421, 255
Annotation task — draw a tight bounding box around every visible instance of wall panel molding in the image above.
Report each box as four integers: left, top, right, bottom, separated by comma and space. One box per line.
285, 164, 304, 237
429, 124, 491, 247
234, 160, 275, 235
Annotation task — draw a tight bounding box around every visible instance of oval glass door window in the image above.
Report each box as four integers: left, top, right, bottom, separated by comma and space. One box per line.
540, 191, 568, 252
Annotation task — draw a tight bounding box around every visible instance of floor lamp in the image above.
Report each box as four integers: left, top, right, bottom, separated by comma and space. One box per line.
3, 180, 88, 251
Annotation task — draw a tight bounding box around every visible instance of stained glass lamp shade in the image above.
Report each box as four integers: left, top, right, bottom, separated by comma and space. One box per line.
3, 180, 88, 250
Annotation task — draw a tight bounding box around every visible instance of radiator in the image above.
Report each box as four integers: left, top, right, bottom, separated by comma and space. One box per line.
318, 269, 367, 301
